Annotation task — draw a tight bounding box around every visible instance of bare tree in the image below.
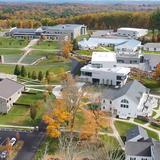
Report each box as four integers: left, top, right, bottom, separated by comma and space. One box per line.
62, 74, 85, 131
57, 135, 85, 160
87, 140, 124, 160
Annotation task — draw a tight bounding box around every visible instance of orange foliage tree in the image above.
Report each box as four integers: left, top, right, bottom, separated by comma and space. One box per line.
153, 63, 160, 81
62, 40, 73, 58
43, 100, 70, 138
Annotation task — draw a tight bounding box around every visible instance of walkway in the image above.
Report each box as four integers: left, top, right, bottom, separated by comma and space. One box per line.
114, 118, 160, 139
0, 124, 35, 130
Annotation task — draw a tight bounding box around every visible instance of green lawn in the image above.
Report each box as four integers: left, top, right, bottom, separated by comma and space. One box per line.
0, 92, 45, 126
32, 40, 60, 50
114, 120, 159, 140
143, 79, 160, 91
149, 124, 160, 131
0, 62, 71, 75
77, 50, 92, 56
3, 54, 22, 63
146, 129, 159, 140
144, 51, 160, 54
134, 118, 147, 124
0, 49, 22, 55
0, 37, 28, 48
114, 121, 136, 137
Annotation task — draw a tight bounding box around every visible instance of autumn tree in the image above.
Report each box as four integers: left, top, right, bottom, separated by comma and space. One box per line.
62, 40, 73, 58
153, 63, 160, 81
43, 100, 70, 138
61, 74, 85, 131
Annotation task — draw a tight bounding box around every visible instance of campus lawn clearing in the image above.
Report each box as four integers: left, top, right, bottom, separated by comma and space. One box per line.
114, 120, 159, 140
32, 40, 60, 50
3, 54, 22, 63
0, 91, 47, 126
0, 37, 29, 48
0, 62, 71, 76
134, 118, 147, 124
0, 48, 22, 55
143, 79, 160, 91
144, 51, 160, 54
77, 50, 92, 56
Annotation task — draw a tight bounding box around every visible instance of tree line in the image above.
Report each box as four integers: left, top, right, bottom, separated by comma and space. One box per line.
14, 65, 53, 83
0, 9, 159, 32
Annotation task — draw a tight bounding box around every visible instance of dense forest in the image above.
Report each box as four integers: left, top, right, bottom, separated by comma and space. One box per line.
0, 3, 159, 32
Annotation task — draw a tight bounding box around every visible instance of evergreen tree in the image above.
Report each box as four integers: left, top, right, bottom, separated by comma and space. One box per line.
31, 71, 37, 80
28, 72, 31, 78
14, 65, 21, 76
20, 66, 27, 77
73, 39, 79, 50
30, 105, 37, 121
45, 70, 50, 78
38, 71, 43, 81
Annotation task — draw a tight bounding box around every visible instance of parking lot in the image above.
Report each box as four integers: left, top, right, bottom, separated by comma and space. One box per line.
0, 130, 45, 160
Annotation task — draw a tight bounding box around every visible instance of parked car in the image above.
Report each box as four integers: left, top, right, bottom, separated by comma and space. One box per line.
0, 151, 8, 159
9, 137, 16, 146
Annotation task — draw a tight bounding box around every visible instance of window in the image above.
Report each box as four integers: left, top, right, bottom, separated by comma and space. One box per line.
121, 99, 129, 108
103, 106, 105, 110
81, 72, 92, 77
103, 100, 105, 103
121, 99, 129, 103
141, 158, 147, 160
130, 158, 136, 160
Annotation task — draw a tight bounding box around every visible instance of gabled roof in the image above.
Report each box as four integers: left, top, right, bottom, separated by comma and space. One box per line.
126, 126, 149, 142
102, 80, 149, 105
125, 141, 152, 157
116, 39, 141, 49
42, 24, 84, 31
152, 140, 160, 160
0, 79, 24, 99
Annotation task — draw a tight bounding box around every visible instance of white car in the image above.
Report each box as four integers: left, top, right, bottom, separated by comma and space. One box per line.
0, 151, 8, 159
9, 138, 16, 146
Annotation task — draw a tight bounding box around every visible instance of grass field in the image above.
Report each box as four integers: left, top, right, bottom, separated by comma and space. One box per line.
0, 62, 71, 75
77, 50, 92, 56
143, 79, 160, 91
3, 54, 22, 63
0, 49, 22, 55
114, 120, 159, 140
134, 118, 147, 124
0, 91, 45, 126
32, 40, 60, 50
0, 37, 28, 48
144, 51, 160, 54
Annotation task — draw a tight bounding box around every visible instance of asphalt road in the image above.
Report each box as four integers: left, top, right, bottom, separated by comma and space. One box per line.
0, 130, 45, 160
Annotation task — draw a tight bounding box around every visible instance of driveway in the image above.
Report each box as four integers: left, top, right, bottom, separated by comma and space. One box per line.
0, 130, 45, 160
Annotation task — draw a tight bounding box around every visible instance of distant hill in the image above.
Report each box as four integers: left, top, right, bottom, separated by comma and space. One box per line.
0, 0, 160, 4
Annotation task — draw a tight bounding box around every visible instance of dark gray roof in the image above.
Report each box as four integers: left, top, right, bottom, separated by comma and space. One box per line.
125, 141, 152, 157
11, 28, 36, 34
126, 126, 149, 141
144, 43, 160, 48
152, 140, 160, 160
0, 79, 24, 99
102, 80, 149, 105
